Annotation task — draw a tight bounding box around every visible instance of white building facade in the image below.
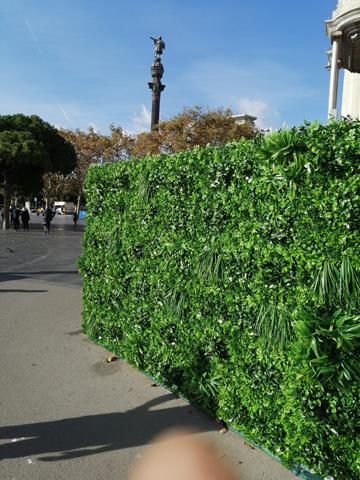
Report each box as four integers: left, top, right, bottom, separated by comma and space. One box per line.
326, 0, 360, 118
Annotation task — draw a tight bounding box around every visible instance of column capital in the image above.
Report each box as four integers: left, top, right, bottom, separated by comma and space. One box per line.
331, 30, 343, 40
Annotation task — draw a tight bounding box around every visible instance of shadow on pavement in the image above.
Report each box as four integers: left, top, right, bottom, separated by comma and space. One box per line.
0, 270, 79, 276
0, 288, 48, 293
66, 329, 84, 336
3, 226, 84, 233
0, 274, 26, 283
0, 394, 214, 461
0, 271, 80, 286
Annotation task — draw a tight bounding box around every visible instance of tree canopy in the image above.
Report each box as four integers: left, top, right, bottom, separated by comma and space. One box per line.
48, 106, 257, 209
57, 125, 134, 208
132, 106, 256, 157
0, 114, 76, 228
0, 114, 76, 174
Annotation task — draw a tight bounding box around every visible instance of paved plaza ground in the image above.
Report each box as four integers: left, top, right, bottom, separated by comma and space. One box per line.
0, 214, 297, 480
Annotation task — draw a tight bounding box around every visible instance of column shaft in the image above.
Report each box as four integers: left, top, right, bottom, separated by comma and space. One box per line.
151, 95, 160, 131
328, 38, 340, 118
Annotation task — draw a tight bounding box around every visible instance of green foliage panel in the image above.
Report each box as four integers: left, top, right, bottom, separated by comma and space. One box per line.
80, 120, 360, 479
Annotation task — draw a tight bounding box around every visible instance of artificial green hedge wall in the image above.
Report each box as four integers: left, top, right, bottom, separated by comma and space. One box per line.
80, 120, 360, 479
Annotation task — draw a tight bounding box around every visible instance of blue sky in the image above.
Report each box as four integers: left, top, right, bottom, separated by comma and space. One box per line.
0, 1, 337, 132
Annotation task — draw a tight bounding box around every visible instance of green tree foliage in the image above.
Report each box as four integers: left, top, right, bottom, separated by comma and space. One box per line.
0, 114, 76, 228
58, 125, 134, 209
80, 118, 360, 479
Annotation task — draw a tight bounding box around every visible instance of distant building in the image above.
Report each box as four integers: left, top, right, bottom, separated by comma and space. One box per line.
232, 114, 257, 127
326, 0, 360, 118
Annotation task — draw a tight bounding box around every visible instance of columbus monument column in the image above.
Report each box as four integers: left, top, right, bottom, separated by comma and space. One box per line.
148, 36, 166, 131
326, 0, 360, 118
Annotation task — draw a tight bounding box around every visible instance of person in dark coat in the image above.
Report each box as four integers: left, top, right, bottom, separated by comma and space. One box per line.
72, 210, 78, 228
13, 208, 21, 231
9, 206, 14, 225
42, 206, 55, 234
21, 207, 30, 231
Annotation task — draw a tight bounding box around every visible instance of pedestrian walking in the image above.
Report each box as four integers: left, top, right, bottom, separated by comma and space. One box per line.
42, 206, 55, 234
13, 207, 21, 231
21, 207, 30, 231
9, 206, 14, 225
72, 210, 78, 228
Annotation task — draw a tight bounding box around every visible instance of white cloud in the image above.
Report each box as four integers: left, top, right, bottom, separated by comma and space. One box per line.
132, 105, 151, 133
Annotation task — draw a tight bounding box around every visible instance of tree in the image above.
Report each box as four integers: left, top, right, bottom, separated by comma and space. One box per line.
0, 114, 76, 229
132, 106, 256, 157
59, 125, 133, 210
41, 172, 67, 207
43, 106, 255, 211
107, 124, 135, 160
